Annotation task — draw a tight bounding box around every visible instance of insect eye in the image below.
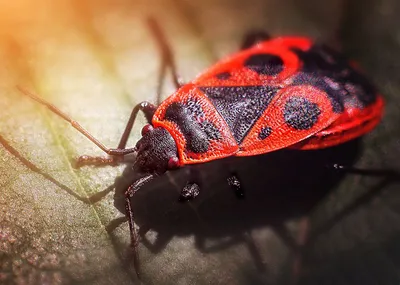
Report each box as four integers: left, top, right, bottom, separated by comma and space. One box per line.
167, 157, 180, 169
141, 124, 154, 136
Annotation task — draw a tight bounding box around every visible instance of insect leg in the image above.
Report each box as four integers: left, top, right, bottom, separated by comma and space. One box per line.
69, 17, 184, 167
147, 17, 182, 105
179, 167, 201, 201
227, 173, 244, 199
223, 159, 244, 199
116, 101, 157, 149
309, 165, 400, 243
74, 101, 157, 168
240, 31, 271, 50
330, 164, 400, 178
179, 183, 200, 201
125, 173, 155, 278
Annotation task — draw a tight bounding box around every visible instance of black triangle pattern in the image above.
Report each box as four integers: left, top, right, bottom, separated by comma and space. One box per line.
199, 86, 279, 143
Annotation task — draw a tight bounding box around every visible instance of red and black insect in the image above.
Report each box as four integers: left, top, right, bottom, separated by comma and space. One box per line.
17, 19, 384, 276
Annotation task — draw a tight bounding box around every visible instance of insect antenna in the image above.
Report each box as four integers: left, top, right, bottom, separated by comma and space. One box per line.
16, 86, 136, 156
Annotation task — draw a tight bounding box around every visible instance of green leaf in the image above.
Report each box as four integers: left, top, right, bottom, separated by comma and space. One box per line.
1, 0, 399, 285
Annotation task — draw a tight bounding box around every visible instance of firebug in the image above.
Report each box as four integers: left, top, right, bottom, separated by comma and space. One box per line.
17, 18, 384, 277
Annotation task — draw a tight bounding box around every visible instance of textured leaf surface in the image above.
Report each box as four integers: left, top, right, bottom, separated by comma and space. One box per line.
1, 0, 400, 284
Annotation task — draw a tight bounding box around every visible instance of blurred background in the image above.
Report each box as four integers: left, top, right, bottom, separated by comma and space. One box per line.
0, 0, 400, 284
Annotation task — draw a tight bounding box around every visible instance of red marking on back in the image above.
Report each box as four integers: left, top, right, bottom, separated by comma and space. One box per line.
193, 37, 313, 87
152, 84, 238, 165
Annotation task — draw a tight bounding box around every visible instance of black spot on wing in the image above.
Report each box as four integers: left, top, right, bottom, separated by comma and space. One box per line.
258, 126, 272, 140
199, 86, 279, 144
244, 53, 284, 76
284, 97, 321, 130
291, 45, 377, 111
215, 71, 231, 80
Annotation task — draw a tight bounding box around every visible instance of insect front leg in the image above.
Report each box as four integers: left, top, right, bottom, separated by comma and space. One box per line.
75, 101, 157, 168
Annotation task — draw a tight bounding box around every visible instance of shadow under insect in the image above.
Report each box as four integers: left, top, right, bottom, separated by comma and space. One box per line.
110, 139, 363, 272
